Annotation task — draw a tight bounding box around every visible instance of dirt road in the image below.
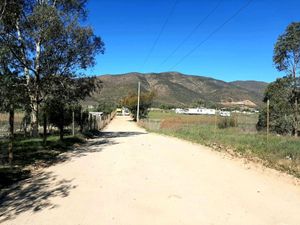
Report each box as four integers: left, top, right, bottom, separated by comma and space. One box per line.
1, 116, 300, 225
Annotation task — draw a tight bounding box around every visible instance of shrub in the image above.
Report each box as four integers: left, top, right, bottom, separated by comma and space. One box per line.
218, 117, 236, 129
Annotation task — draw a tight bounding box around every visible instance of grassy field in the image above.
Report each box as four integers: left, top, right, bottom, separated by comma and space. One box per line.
140, 111, 300, 178
0, 135, 85, 189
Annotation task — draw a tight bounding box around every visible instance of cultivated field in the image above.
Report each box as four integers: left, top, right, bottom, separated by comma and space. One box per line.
140, 111, 300, 178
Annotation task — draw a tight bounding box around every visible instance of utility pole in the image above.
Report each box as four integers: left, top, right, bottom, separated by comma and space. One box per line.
267, 99, 270, 142
137, 82, 140, 122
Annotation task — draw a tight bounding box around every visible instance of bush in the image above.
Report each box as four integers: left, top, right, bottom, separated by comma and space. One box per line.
218, 117, 236, 129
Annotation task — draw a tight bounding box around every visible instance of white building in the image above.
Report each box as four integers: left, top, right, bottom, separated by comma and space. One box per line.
175, 108, 216, 115
175, 108, 187, 114
219, 111, 231, 117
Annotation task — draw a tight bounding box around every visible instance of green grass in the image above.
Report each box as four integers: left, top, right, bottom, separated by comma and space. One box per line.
0, 135, 85, 189
141, 111, 300, 178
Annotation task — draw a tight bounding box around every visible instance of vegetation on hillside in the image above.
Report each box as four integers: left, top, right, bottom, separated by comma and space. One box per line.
93, 73, 268, 108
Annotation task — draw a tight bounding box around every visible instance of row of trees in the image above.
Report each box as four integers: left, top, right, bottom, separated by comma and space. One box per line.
257, 22, 300, 136
0, 0, 104, 163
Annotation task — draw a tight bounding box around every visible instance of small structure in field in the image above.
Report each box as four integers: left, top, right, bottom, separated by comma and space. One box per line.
175, 108, 187, 114
219, 111, 231, 117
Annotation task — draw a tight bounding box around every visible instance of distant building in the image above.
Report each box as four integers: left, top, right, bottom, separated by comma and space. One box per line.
175, 108, 187, 114
176, 108, 216, 115
219, 111, 231, 117
117, 107, 130, 116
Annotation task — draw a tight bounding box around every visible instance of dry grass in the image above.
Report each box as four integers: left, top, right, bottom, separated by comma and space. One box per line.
141, 111, 300, 178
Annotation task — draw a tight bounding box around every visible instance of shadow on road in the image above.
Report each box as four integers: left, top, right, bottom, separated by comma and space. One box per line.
0, 130, 145, 222
0, 171, 75, 223
100, 131, 146, 139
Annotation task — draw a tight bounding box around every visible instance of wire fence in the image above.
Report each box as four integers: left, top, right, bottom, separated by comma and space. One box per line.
0, 110, 117, 139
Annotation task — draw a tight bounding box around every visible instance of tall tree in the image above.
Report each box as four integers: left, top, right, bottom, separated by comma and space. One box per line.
257, 76, 296, 135
0, 47, 28, 164
0, 0, 104, 137
273, 22, 300, 137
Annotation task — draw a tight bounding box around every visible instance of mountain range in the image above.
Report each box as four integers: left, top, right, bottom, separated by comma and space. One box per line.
85, 72, 268, 108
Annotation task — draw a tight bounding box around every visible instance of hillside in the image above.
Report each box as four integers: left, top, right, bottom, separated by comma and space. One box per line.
86, 72, 268, 108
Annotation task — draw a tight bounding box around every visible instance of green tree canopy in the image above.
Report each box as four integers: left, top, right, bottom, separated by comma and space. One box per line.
273, 22, 300, 136
45, 75, 98, 140
257, 76, 298, 135
122, 91, 155, 121
0, 0, 104, 136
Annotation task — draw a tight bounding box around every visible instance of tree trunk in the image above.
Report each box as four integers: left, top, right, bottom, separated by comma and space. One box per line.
59, 126, 64, 141
79, 110, 83, 133
16, 19, 39, 137
31, 99, 39, 137
43, 111, 47, 144
59, 110, 64, 141
293, 66, 298, 137
32, 39, 41, 137
8, 107, 14, 166
295, 97, 299, 137
72, 110, 75, 136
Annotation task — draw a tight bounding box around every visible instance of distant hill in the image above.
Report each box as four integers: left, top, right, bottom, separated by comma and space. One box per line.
85, 72, 268, 108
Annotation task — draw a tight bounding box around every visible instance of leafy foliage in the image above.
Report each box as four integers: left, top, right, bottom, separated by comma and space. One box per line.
0, 0, 105, 136
257, 76, 299, 135
122, 91, 155, 120
273, 22, 300, 74
270, 22, 300, 136
96, 100, 116, 114
44, 76, 98, 140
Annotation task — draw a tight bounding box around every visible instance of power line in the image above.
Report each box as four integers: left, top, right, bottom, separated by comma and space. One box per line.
142, 0, 179, 68
169, 0, 253, 70
159, 0, 223, 67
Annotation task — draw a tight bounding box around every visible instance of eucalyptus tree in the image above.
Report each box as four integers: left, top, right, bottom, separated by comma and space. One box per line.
257, 76, 295, 135
0, 47, 28, 164
0, 0, 105, 137
273, 22, 300, 136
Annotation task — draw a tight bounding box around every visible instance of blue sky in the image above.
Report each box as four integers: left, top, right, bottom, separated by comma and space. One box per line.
85, 0, 300, 82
